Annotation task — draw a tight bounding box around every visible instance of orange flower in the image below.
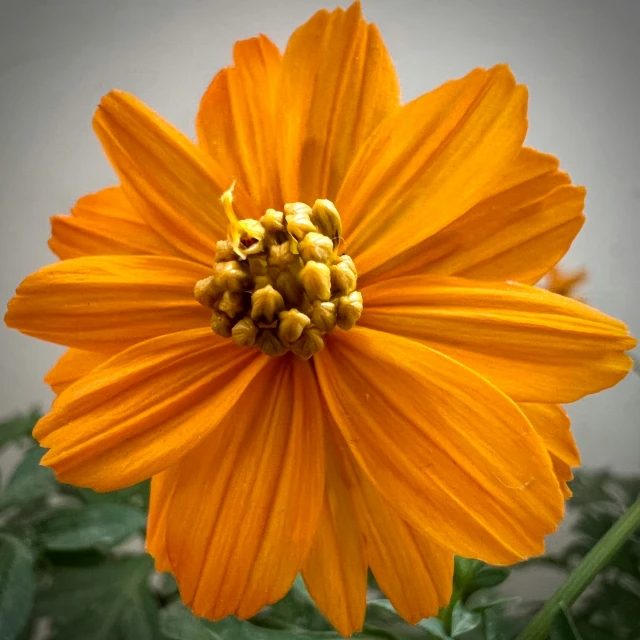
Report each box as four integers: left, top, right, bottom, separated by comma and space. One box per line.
544, 264, 588, 301
4, 2, 636, 636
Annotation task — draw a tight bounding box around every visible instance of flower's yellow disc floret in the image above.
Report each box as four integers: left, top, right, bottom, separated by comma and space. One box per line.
194, 190, 362, 358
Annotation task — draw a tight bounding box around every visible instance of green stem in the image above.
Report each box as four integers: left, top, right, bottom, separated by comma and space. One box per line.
516, 497, 640, 640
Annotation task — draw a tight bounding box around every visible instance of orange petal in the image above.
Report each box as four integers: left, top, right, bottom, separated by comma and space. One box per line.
45, 349, 110, 395
361, 275, 635, 402
146, 466, 180, 573
197, 36, 282, 215
5, 256, 211, 351
166, 356, 324, 620
321, 424, 453, 623
361, 148, 585, 287
302, 427, 367, 637
550, 454, 574, 499
355, 464, 454, 623
317, 327, 564, 565
304, 422, 452, 630
34, 329, 269, 490
278, 2, 400, 205
519, 403, 580, 466
49, 186, 180, 260
338, 65, 527, 275
93, 91, 253, 264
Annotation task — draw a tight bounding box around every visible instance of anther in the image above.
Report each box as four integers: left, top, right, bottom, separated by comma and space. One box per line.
284, 202, 313, 217
247, 254, 268, 278
310, 300, 337, 333
336, 291, 363, 330
299, 295, 314, 318
290, 327, 324, 360
195, 193, 362, 358
260, 209, 285, 233
330, 259, 357, 295
251, 285, 285, 324
194, 276, 219, 308
221, 183, 266, 259
215, 240, 236, 262
311, 199, 342, 247
221, 183, 238, 227
214, 260, 250, 293
211, 310, 233, 337
233, 219, 265, 259
218, 290, 245, 319
269, 242, 299, 269
299, 232, 334, 264
254, 275, 274, 290
231, 317, 259, 347
299, 261, 332, 301
285, 205, 317, 241
275, 271, 304, 307
337, 254, 356, 276
257, 329, 288, 356
278, 309, 311, 343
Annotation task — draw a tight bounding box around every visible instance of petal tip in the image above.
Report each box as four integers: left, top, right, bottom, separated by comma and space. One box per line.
93, 89, 132, 129
4, 295, 23, 331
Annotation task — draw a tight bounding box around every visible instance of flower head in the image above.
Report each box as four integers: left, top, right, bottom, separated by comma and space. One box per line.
4, 2, 636, 636
544, 264, 588, 301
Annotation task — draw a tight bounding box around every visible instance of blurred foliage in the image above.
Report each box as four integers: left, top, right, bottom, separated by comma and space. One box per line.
0, 410, 637, 640
525, 471, 640, 640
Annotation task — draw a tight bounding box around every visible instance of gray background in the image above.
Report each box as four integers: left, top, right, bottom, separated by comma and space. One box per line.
1, 0, 639, 599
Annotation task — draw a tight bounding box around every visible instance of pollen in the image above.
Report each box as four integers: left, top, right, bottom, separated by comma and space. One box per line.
194, 188, 362, 358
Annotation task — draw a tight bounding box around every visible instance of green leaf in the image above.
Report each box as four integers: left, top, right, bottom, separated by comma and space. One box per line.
480, 608, 501, 640
162, 598, 417, 640
160, 602, 223, 640
38, 503, 146, 551
0, 409, 41, 448
453, 558, 510, 599
152, 571, 179, 599
465, 592, 521, 612
0, 446, 56, 511
0, 534, 36, 640
418, 617, 452, 639
366, 599, 427, 639
14, 617, 36, 640
450, 602, 481, 637
42, 548, 108, 568
567, 469, 639, 514
64, 480, 151, 511
367, 570, 384, 601
550, 604, 584, 640
466, 566, 511, 594
516, 495, 640, 640
453, 558, 480, 592
161, 601, 345, 640
495, 613, 532, 640
251, 577, 332, 632
569, 578, 640, 640
253, 583, 427, 639
34, 555, 158, 640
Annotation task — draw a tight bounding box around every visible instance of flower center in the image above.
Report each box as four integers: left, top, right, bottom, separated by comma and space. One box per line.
193, 186, 363, 359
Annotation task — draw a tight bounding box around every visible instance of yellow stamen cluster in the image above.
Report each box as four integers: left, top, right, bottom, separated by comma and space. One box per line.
194, 192, 362, 359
